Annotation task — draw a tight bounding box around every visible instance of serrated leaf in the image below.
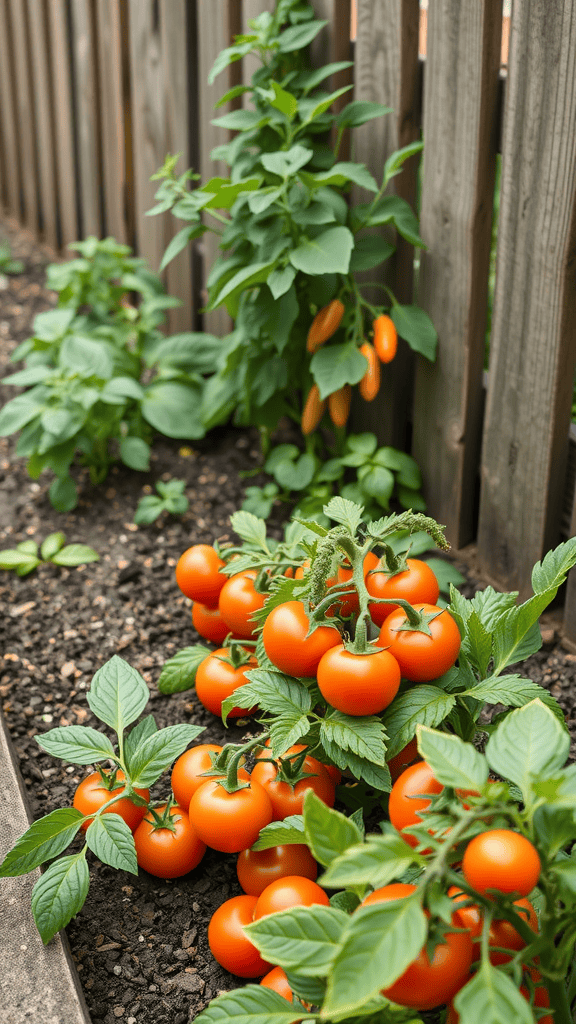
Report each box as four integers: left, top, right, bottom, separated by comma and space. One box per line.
486, 700, 570, 796
85, 813, 138, 874
322, 497, 364, 534
0, 808, 84, 877
243, 670, 313, 717
415, 726, 488, 790
31, 851, 90, 944
491, 592, 551, 673
463, 674, 565, 720
302, 790, 362, 867
320, 712, 388, 766
321, 742, 391, 791
124, 715, 157, 772
193, 982, 306, 1024
35, 725, 115, 765
252, 816, 305, 851
51, 544, 99, 566
87, 656, 149, 734
323, 897, 426, 1014
382, 686, 457, 759
320, 832, 418, 890
268, 714, 312, 755
454, 963, 534, 1024
460, 609, 492, 675
157, 646, 212, 694
128, 724, 205, 787
245, 904, 348, 976
230, 510, 268, 549
531, 536, 576, 594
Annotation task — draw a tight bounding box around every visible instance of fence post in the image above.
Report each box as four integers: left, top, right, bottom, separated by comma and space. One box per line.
25, 0, 59, 249
6, 0, 38, 233
46, 0, 80, 248
70, 0, 103, 239
95, 0, 127, 244
0, 0, 21, 217
476, 0, 576, 595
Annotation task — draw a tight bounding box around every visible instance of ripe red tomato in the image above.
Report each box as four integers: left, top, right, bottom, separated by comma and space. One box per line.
218, 571, 265, 639
251, 748, 336, 819
262, 601, 340, 677
253, 875, 330, 920
316, 644, 401, 716
188, 779, 273, 852
171, 744, 248, 809
335, 551, 380, 617
388, 761, 443, 849
208, 894, 271, 978
448, 885, 538, 964
260, 966, 293, 1001
237, 844, 318, 896
133, 803, 206, 878
73, 769, 149, 832
360, 883, 473, 1010
377, 604, 461, 681
366, 558, 440, 627
324, 763, 342, 787
175, 545, 226, 605
387, 736, 420, 782
195, 646, 257, 718
462, 830, 541, 897
191, 601, 230, 644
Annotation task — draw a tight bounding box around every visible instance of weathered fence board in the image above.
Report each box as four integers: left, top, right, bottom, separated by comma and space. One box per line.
95, 0, 127, 243
0, 0, 21, 217
26, 0, 59, 248
412, 0, 502, 549
476, 0, 576, 595
6, 0, 38, 232
46, 0, 79, 247
70, 0, 102, 239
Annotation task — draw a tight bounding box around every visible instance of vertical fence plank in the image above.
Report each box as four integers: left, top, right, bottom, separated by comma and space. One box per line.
70, 0, 102, 238
6, 0, 38, 232
26, 0, 59, 248
196, 0, 236, 336
95, 0, 126, 242
160, 0, 194, 331
411, 0, 502, 548
47, 0, 79, 248
351, 0, 420, 449
127, 0, 166, 275
0, 0, 20, 216
477, 0, 576, 595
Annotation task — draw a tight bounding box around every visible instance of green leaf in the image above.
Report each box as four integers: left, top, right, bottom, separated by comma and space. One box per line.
320, 832, 418, 890
133, 496, 164, 525
289, 226, 354, 276
146, 332, 222, 373
464, 674, 565, 720
252, 816, 305, 851
416, 726, 488, 790
336, 100, 392, 128
128, 723, 204, 787
320, 711, 388, 766
32, 307, 75, 340
302, 162, 379, 194
323, 496, 364, 533
2, 365, 52, 386
268, 265, 297, 300
101, 377, 145, 401
230, 671, 312, 721
60, 334, 114, 378
248, 187, 283, 215
141, 380, 204, 439
0, 808, 84, 877
391, 303, 437, 361
120, 436, 151, 472
274, 453, 316, 492
87, 655, 149, 734
310, 342, 368, 401
382, 686, 457, 759
268, 81, 298, 120
245, 904, 348, 976
268, 714, 311, 755
277, 19, 327, 52
35, 725, 115, 765
384, 141, 424, 183
204, 178, 261, 210
349, 235, 395, 272
49, 475, 77, 512
40, 532, 66, 560
85, 813, 138, 874
303, 790, 362, 867
531, 535, 576, 594
31, 850, 90, 944
51, 544, 99, 566
261, 146, 313, 179
293, 61, 354, 92
207, 39, 256, 85
192, 983, 305, 1024
0, 393, 44, 435
486, 700, 570, 796
210, 261, 276, 313
159, 225, 196, 271
323, 897, 427, 1015
361, 465, 395, 506
229, 510, 267, 548
366, 194, 426, 248
0, 549, 38, 569
304, 85, 353, 123
454, 963, 535, 1024
124, 715, 157, 771
211, 109, 264, 131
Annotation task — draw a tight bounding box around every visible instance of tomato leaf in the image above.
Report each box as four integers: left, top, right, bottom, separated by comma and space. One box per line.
252, 816, 305, 851
229, 510, 268, 549
323, 898, 427, 1015
0, 808, 84, 877
319, 711, 388, 766
192, 984, 305, 1024
531, 535, 576, 594
382, 686, 457, 759
85, 813, 138, 875
303, 790, 362, 867
415, 726, 488, 790
285, 970, 326, 1006
245, 904, 348, 976
124, 715, 158, 771
454, 961, 534, 1024
128, 724, 205, 787
87, 655, 150, 734
157, 646, 212, 694
31, 850, 90, 945
319, 832, 419, 891
463, 674, 565, 721
322, 497, 364, 534
268, 714, 312, 755
486, 700, 570, 798
34, 725, 115, 765
241, 670, 313, 717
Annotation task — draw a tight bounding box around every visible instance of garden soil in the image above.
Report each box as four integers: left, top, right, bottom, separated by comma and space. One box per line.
1, 217, 575, 1024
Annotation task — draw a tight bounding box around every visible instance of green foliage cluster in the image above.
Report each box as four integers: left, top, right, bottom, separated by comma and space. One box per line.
0, 530, 99, 575
134, 478, 189, 525
0, 237, 24, 275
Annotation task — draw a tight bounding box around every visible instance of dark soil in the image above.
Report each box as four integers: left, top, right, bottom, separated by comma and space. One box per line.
1, 216, 576, 1024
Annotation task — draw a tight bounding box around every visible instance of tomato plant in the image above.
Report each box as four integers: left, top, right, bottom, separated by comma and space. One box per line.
462, 829, 541, 897
377, 603, 461, 681
366, 557, 440, 626
237, 845, 318, 897
388, 760, 444, 848
73, 768, 150, 833
175, 544, 226, 605
208, 895, 271, 978
133, 802, 206, 878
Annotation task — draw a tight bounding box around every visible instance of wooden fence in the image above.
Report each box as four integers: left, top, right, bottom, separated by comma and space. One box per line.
1, 0, 576, 633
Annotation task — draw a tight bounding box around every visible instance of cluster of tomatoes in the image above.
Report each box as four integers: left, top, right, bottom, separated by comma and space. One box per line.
302, 303, 399, 434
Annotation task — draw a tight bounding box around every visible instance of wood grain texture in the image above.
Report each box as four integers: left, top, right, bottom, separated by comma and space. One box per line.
25, 0, 59, 247
47, 0, 79, 247
0, 0, 21, 216
351, 0, 420, 449
7, 0, 38, 232
127, 0, 166, 273
70, 0, 102, 238
411, 0, 502, 548
477, 0, 576, 595
160, 0, 194, 332
95, 0, 126, 242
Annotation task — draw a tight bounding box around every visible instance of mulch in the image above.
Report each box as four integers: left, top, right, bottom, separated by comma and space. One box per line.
1, 216, 575, 1024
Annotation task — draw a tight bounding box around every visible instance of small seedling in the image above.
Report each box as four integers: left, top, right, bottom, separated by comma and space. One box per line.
134, 478, 189, 525
0, 531, 99, 576
0, 239, 24, 275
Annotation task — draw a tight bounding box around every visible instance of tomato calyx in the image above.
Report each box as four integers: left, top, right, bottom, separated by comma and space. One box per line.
387, 603, 446, 637
255, 748, 319, 790
144, 795, 182, 833
214, 732, 272, 794
95, 764, 126, 792
214, 639, 257, 669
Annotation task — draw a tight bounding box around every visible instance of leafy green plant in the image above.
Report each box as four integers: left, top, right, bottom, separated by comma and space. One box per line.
0, 531, 99, 576
0, 238, 24, 275
0, 237, 205, 511
134, 478, 189, 525
149, 0, 436, 442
